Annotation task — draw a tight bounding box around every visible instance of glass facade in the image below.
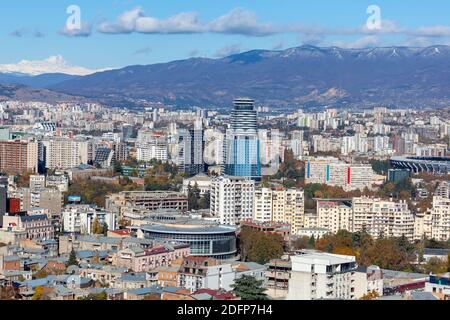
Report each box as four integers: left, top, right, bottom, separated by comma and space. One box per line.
142, 227, 237, 260
224, 98, 261, 181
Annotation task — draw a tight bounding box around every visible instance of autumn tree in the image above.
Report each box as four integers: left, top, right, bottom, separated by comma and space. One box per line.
240, 227, 284, 264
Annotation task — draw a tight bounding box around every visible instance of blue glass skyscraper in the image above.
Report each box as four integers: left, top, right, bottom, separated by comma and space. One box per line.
223, 98, 261, 181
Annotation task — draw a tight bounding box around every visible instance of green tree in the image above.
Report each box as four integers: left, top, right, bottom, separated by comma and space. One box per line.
198, 191, 211, 210
231, 276, 269, 301
308, 235, 316, 248
66, 248, 78, 267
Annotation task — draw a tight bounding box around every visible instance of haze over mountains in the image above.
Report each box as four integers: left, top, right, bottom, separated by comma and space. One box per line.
2, 45, 450, 109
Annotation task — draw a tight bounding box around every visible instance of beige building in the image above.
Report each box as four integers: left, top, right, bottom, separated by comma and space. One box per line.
42, 138, 89, 170
253, 187, 305, 235
316, 200, 352, 234
415, 196, 450, 242
352, 197, 415, 241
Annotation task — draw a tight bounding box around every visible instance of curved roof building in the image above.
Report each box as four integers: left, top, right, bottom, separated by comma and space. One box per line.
140, 220, 237, 260
390, 156, 450, 174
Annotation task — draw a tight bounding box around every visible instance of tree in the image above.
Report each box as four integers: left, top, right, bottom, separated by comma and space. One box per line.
231, 276, 269, 301
187, 183, 201, 210
92, 217, 103, 234
239, 227, 284, 264
198, 191, 211, 210
360, 290, 380, 300
32, 286, 50, 300
113, 161, 122, 174
67, 248, 78, 267
308, 235, 316, 248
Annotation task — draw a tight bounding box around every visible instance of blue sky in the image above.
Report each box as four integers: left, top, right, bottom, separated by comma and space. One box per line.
1, 0, 450, 72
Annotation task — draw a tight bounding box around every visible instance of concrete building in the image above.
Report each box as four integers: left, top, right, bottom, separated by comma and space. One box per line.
182, 173, 211, 196
287, 251, 359, 300
305, 157, 375, 191
178, 257, 235, 293
0, 140, 38, 174
352, 197, 415, 241
42, 138, 89, 170
210, 176, 255, 226
105, 191, 188, 217
62, 205, 116, 235
316, 200, 352, 234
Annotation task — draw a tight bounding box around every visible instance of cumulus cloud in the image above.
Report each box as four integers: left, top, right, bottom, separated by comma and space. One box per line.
98, 7, 277, 36
59, 22, 92, 37
0, 55, 111, 76
54, 6, 450, 49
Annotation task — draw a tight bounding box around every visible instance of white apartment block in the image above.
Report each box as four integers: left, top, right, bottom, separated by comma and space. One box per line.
287, 252, 359, 300
210, 176, 255, 226
42, 138, 89, 169
137, 143, 168, 162
63, 205, 116, 235
352, 197, 415, 241
305, 157, 375, 191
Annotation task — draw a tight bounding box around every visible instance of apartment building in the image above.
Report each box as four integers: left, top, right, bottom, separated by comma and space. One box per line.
352, 197, 415, 241
415, 197, 450, 242
316, 200, 352, 234
287, 252, 358, 300
2, 215, 54, 240
42, 138, 89, 170
305, 157, 375, 191
210, 176, 255, 226
178, 257, 235, 293
253, 187, 305, 234
0, 140, 38, 174
62, 205, 116, 235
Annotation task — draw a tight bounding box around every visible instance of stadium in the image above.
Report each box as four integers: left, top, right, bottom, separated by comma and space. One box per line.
390, 156, 450, 174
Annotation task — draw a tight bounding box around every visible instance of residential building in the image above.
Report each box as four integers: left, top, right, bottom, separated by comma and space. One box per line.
0, 140, 38, 174
287, 251, 359, 300
210, 176, 255, 226
352, 197, 415, 241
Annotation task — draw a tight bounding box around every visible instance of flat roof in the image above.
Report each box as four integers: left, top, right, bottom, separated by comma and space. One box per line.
141, 224, 236, 235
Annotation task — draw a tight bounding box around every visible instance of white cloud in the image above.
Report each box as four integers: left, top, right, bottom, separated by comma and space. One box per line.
330, 36, 381, 49
413, 25, 450, 37
98, 7, 277, 36
59, 22, 92, 37
0, 55, 110, 76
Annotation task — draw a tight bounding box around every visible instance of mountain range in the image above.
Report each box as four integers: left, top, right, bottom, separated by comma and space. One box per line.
2, 45, 450, 109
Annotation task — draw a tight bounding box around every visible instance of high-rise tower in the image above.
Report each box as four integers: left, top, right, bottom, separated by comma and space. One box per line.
223, 98, 261, 181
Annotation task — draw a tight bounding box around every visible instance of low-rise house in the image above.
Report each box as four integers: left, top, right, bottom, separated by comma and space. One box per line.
112, 244, 189, 272
113, 272, 155, 290
80, 266, 128, 286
